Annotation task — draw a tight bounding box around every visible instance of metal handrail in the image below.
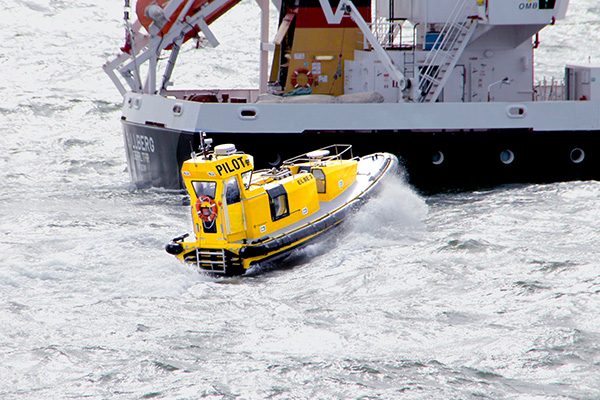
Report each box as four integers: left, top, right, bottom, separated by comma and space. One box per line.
369, 21, 403, 48
282, 144, 354, 165
418, 0, 477, 101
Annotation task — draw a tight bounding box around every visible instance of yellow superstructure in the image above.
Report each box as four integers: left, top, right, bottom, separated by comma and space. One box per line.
268, 0, 371, 96
283, 27, 364, 96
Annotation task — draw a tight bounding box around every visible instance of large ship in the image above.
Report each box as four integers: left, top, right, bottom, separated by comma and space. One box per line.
104, 0, 600, 193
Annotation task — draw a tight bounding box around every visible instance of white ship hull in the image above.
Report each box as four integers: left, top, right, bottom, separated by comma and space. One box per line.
122, 93, 600, 192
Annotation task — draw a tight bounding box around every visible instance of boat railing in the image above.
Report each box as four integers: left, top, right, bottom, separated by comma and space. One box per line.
534, 78, 565, 101
245, 167, 293, 188
257, 168, 293, 181
282, 144, 354, 166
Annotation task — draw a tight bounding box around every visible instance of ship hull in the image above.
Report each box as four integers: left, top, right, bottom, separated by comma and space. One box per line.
122, 122, 196, 190
123, 121, 600, 193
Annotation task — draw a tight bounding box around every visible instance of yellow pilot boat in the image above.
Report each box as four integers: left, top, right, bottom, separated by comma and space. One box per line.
166, 139, 398, 275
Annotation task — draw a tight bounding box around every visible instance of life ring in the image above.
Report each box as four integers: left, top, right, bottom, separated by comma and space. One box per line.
195, 195, 218, 223
291, 68, 314, 88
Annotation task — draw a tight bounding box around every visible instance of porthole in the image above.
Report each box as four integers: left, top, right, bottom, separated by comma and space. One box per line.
507, 105, 527, 118
432, 151, 444, 165
239, 107, 258, 120
500, 150, 515, 165
570, 148, 585, 164
267, 153, 281, 167
172, 103, 183, 115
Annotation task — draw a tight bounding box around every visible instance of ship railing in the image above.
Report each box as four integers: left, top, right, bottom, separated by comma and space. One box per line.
534, 78, 565, 101
366, 20, 417, 50
164, 89, 259, 103
368, 21, 402, 49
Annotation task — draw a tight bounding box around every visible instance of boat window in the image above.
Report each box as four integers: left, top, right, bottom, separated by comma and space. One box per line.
312, 168, 326, 193
539, 0, 556, 9
266, 185, 290, 221
241, 170, 252, 189
192, 181, 216, 199
225, 177, 241, 204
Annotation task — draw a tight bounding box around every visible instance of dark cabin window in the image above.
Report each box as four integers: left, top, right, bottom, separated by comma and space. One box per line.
312, 169, 326, 193
266, 185, 290, 221
539, 0, 556, 9
192, 181, 216, 199
241, 170, 252, 190
225, 177, 241, 204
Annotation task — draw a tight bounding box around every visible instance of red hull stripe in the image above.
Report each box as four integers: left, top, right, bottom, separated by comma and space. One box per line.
298, 0, 370, 8
295, 6, 371, 28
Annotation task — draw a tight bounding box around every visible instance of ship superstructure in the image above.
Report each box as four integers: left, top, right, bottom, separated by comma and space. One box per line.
104, 0, 600, 192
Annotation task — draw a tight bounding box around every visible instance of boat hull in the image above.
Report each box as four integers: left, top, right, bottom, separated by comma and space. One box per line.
124, 121, 600, 193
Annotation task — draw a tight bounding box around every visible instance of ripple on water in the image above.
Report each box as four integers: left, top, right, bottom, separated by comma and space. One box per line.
438, 238, 496, 253
1, 0, 600, 398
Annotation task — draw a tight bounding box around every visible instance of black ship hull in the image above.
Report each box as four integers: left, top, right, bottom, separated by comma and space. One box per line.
123, 121, 600, 193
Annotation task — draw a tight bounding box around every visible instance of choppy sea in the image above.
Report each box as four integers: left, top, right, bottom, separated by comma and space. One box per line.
1, 0, 600, 398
